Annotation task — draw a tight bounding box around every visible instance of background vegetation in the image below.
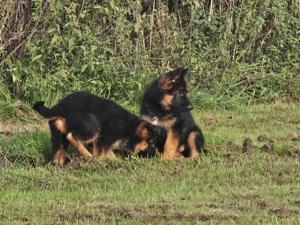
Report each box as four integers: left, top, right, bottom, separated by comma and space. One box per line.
1, 0, 300, 111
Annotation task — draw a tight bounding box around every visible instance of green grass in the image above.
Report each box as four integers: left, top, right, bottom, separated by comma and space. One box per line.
201, 103, 300, 154
0, 155, 299, 224
0, 103, 300, 224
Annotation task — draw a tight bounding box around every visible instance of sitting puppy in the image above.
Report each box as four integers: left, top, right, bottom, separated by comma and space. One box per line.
33, 91, 155, 166
140, 67, 204, 159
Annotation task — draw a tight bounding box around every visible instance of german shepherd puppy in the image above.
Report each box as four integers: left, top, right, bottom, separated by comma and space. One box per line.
33, 91, 155, 166
140, 67, 204, 159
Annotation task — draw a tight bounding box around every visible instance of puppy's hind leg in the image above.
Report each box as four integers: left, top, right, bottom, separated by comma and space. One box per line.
53, 140, 67, 166
49, 120, 68, 166
97, 145, 118, 159
66, 132, 92, 157
92, 138, 101, 157
105, 148, 117, 159
92, 136, 108, 158
187, 131, 204, 157
95, 137, 118, 159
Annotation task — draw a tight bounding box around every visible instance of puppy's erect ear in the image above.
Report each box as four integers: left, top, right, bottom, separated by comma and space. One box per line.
180, 68, 188, 78
159, 67, 188, 90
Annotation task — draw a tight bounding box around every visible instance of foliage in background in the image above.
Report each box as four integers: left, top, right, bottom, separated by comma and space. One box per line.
0, 0, 300, 109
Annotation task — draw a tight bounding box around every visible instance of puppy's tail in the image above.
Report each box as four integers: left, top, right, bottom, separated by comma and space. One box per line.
33, 101, 66, 119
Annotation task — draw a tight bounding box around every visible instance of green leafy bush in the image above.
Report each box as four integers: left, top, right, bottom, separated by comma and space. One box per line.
1, 0, 299, 109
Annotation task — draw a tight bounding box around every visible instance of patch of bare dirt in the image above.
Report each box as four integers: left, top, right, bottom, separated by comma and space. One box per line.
149, 201, 173, 214
257, 134, 275, 143
67, 157, 96, 169
261, 143, 275, 152
89, 203, 238, 223
270, 206, 299, 218
226, 141, 241, 152
242, 137, 256, 153
0, 214, 8, 220
294, 200, 300, 207
116, 208, 238, 222
58, 212, 102, 222
278, 149, 300, 158
287, 132, 299, 141
222, 133, 300, 158
256, 198, 269, 209
0, 121, 47, 136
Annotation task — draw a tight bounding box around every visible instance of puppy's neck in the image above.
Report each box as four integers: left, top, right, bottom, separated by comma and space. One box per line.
140, 115, 176, 129
140, 115, 159, 126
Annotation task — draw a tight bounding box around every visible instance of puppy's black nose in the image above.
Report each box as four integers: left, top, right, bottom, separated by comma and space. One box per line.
187, 104, 193, 111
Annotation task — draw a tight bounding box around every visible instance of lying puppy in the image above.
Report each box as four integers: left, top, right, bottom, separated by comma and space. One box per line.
33, 91, 155, 166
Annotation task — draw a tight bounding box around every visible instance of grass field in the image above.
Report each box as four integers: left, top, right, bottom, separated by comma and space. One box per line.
0, 103, 300, 224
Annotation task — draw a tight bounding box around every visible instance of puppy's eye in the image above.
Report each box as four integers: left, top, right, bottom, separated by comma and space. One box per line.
177, 89, 185, 96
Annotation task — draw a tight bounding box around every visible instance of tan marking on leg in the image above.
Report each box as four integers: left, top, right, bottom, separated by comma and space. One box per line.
96, 145, 108, 159
100, 150, 106, 158
53, 147, 66, 167
187, 131, 199, 158
163, 130, 179, 160
92, 137, 104, 157
54, 118, 67, 134
104, 140, 122, 159
84, 133, 101, 157
92, 140, 101, 157
105, 149, 117, 159
66, 133, 92, 157
98, 147, 116, 159
174, 150, 184, 158
98, 140, 123, 159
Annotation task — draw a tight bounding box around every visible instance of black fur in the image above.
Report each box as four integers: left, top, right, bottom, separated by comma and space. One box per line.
33, 91, 155, 166
140, 67, 204, 159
